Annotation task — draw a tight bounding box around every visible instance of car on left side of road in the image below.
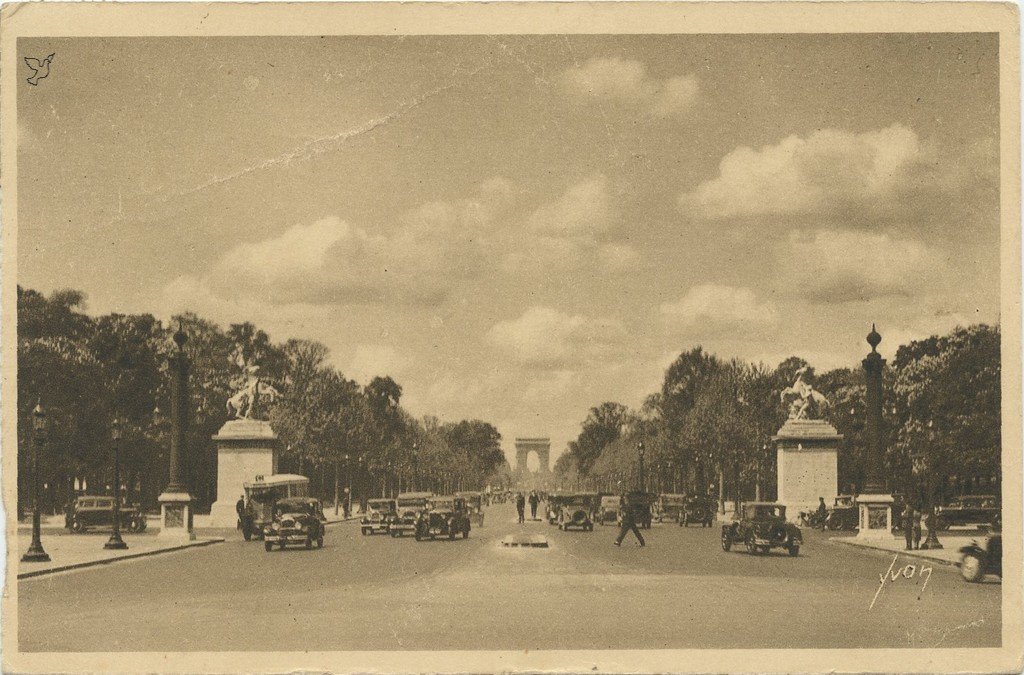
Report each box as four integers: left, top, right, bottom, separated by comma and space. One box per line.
263, 497, 326, 551
361, 498, 397, 535
559, 493, 597, 531
721, 502, 802, 556
598, 495, 622, 526
415, 496, 471, 541
65, 496, 148, 533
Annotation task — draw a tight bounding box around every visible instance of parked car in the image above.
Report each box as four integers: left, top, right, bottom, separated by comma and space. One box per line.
559, 493, 597, 531
65, 496, 147, 533
415, 496, 471, 541
681, 495, 714, 527
263, 497, 325, 551
390, 491, 433, 537
361, 498, 397, 535
959, 533, 1002, 582
936, 495, 1000, 529
721, 502, 802, 556
456, 491, 485, 527
825, 495, 859, 531
598, 495, 622, 526
659, 493, 686, 523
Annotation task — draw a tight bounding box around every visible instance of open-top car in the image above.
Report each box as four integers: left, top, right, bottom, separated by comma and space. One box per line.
361, 498, 397, 535
390, 491, 432, 537
263, 497, 325, 551
681, 495, 714, 527
66, 495, 148, 533
721, 502, 802, 556
559, 493, 597, 531
936, 495, 1000, 529
659, 493, 686, 523
598, 495, 621, 525
456, 491, 485, 527
415, 495, 471, 541
825, 495, 858, 531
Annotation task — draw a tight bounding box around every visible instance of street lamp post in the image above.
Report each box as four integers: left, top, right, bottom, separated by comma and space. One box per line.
344, 453, 352, 517
412, 442, 419, 491
334, 458, 340, 516
22, 402, 51, 563
921, 420, 943, 550
637, 442, 645, 491
104, 417, 128, 550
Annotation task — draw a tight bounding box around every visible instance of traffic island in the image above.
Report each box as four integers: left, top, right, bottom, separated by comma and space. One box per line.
16, 531, 223, 579
829, 534, 972, 566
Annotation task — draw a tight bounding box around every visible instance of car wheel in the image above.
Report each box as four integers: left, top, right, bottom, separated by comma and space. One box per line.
243, 528, 252, 542
317, 536, 324, 549
264, 541, 273, 552
279, 542, 287, 550
960, 553, 985, 582
71, 519, 84, 533
361, 528, 369, 536
788, 544, 800, 557
721, 533, 732, 551
415, 530, 423, 541
463, 528, 469, 539
745, 535, 758, 555
449, 529, 456, 541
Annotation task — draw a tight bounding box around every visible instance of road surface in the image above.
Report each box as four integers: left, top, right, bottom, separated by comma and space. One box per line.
19, 501, 1000, 651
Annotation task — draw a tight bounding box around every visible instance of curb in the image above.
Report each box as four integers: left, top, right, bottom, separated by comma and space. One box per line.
829, 537, 961, 567
17, 538, 225, 580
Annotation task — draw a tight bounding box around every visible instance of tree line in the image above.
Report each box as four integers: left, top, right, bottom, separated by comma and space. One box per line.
17, 286, 510, 515
555, 324, 1001, 509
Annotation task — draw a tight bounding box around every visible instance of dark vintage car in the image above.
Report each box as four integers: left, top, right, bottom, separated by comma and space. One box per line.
825, 495, 859, 531
681, 495, 714, 528
546, 493, 568, 524
936, 495, 1000, 529
66, 496, 148, 533
659, 493, 686, 523
263, 497, 326, 551
415, 496, 471, 541
629, 492, 657, 529
559, 493, 597, 531
598, 495, 622, 526
390, 492, 433, 537
959, 533, 1002, 582
721, 502, 802, 556
361, 498, 397, 535
456, 491, 485, 527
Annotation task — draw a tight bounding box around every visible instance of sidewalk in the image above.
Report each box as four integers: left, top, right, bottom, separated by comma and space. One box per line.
829, 533, 981, 566
15, 530, 223, 579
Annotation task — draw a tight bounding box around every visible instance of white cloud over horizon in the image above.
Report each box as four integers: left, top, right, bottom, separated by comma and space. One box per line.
660, 284, 779, 333
562, 56, 699, 117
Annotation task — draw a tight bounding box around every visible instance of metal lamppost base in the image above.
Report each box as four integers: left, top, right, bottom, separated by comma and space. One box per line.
21, 546, 51, 563
104, 536, 129, 550
921, 532, 943, 550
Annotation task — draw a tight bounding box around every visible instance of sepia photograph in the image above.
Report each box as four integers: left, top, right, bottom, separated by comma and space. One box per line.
1, 2, 1020, 673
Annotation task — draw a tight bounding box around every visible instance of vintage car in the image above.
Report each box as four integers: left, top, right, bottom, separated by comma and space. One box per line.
243, 474, 311, 539
361, 498, 397, 535
936, 495, 1000, 529
415, 495, 471, 541
559, 493, 597, 531
659, 493, 686, 523
681, 495, 714, 527
721, 502, 802, 556
66, 495, 148, 533
629, 492, 657, 529
390, 492, 433, 537
825, 495, 859, 531
959, 533, 1002, 582
598, 495, 622, 526
456, 491, 485, 527
546, 493, 568, 524
263, 497, 325, 551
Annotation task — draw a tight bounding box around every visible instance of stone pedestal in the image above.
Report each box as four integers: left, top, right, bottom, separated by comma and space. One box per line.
208, 418, 279, 527
773, 418, 841, 524
856, 493, 895, 539
158, 492, 196, 541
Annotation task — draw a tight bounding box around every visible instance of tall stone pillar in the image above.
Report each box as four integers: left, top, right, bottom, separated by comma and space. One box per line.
857, 325, 894, 539
158, 326, 195, 541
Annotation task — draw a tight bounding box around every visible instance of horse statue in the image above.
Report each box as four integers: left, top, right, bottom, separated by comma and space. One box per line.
780, 366, 829, 420
226, 371, 281, 420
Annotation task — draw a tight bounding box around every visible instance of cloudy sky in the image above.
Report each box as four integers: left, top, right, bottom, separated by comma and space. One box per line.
18, 34, 1000, 465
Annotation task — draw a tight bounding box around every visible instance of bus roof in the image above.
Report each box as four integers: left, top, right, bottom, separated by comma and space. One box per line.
244, 474, 309, 489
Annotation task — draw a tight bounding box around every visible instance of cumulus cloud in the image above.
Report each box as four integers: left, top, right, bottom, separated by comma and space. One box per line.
660, 284, 778, 332
528, 173, 613, 234
487, 306, 626, 368
774, 229, 950, 303
562, 57, 698, 116
680, 124, 950, 221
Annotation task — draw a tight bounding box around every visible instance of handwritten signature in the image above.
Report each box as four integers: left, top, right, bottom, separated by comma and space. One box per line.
870, 554, 933, 610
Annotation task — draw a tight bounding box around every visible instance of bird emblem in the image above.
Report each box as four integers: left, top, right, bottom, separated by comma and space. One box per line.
24, 53, 55, 86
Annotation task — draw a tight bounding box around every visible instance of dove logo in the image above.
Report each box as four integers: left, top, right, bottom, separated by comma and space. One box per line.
25, 53, 55, 86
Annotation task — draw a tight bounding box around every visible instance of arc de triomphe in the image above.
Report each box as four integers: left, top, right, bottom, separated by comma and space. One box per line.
515, 437, 551, 475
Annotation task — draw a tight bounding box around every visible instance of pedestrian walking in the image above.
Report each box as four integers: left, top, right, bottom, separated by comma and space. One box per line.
901, 503, 914, 550
528, 491, 539, 520
912, 507, 923, 550
515, 492, 526, 524
614, 493, 646, 547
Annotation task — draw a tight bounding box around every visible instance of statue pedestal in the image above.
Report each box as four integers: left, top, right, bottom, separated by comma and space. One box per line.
208, 419, 279, 527
158, 492, 196, 541
857, 493, 895, 539
773, 418, 841, 524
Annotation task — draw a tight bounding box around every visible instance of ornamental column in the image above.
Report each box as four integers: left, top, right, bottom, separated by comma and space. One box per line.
857, 324, 894, 540
158, 324, 196, 541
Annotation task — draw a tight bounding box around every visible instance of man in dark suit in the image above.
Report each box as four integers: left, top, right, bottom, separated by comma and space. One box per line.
614, 493, 646, 547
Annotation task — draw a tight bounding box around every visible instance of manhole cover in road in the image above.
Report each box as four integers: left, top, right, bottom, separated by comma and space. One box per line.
500, 534, 549, 548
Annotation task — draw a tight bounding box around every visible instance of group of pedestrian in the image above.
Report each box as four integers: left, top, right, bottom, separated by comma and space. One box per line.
515, 491, 541, 523
901, 503, 925, 550
235, 494, 256, 536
